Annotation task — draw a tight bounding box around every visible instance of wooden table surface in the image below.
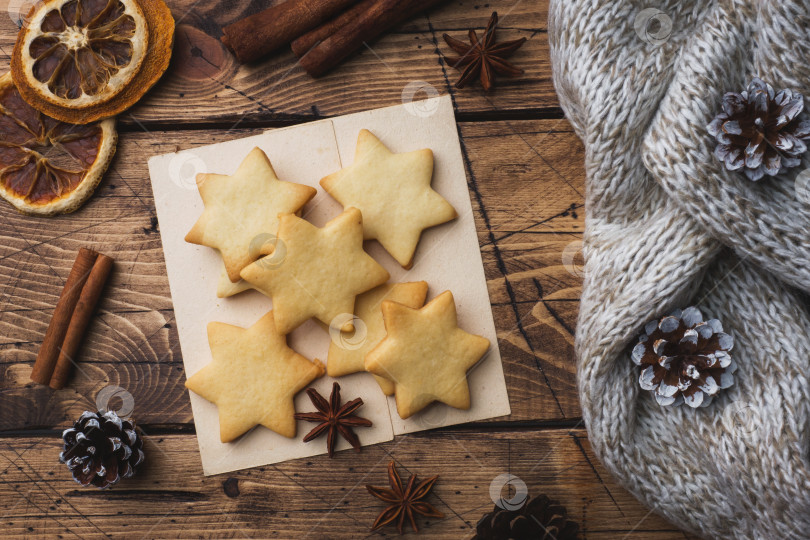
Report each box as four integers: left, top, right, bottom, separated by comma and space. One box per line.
0, 1, 693, 538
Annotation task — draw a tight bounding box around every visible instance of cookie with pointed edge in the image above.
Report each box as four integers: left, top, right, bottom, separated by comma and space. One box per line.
216, 261, 254, 298
216, 270, 253, 298
240, 207, 390, 335
185, 147, 316, 282
185, 311, 324, 442
327, 281, 428, 395
365, 290, 490, 419
320, 129, 457, 268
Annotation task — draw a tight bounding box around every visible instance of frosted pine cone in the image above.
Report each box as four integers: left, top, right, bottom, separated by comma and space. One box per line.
632, 307, 735, 407
60, 411, 144, 489
708, 78, 810, 181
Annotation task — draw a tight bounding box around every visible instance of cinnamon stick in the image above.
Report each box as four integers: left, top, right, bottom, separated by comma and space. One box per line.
290, 0, 376, 57
298, 0, 449, 77
221, 0, 361, 64
49, 253, 114, 390
30, 248, 98, 385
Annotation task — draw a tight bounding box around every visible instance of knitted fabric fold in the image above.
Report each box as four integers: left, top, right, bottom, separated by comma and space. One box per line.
550, 1, 810, 537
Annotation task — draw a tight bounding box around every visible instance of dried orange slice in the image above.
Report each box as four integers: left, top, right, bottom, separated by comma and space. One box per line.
13, 0, 148, 108
11, 0, 174, 124
0, 72, 117, 215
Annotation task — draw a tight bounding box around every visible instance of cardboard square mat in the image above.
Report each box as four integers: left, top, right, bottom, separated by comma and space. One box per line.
147, 96, 510, 475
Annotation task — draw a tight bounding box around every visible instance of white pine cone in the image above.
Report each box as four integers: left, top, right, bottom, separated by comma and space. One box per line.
632, 307, 735, 407
708, 77, 810, 181
60, 410, 144, 489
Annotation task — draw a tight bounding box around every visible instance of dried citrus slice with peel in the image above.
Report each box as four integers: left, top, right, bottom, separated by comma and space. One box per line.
12, 0, 174, 125
14, 0, 148, 108
0, 72, 117, 215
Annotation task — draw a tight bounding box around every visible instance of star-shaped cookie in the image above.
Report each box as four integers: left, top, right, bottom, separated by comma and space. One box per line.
185, 311, 324, 442
240, 207, 390, 335
327, 281, 428, 395
185, 147, 316, 282
365, 290, 490, 419
320, 129, 457, 268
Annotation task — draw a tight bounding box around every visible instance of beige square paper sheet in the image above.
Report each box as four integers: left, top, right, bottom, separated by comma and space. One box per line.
147, 95, 510, 475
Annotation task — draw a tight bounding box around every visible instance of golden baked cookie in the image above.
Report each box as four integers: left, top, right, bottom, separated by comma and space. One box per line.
185, 311, 324, 442
185, 147, 316, 283
366, 290, 490, 419
326, 281, 428, 395
320, 129, 457, 268
240, 207, 390, 335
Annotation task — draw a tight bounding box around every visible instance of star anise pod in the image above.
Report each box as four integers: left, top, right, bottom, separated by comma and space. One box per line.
443, 11, 526, 91
367, 461, 445, 534
293, 382, 372, 458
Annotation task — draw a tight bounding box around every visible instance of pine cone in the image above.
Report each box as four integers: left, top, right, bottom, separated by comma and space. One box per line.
472, 495, 579, 540
60, 411, 144, 489
632, 307, 735, 407
708, 77, 810, 181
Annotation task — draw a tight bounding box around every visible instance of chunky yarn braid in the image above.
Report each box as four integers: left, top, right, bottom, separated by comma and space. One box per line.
550, 1, 810, 538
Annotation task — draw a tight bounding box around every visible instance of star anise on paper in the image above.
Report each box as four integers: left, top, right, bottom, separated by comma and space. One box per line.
293, 382, 372, 458
366, 461, 445, 534
443, 11, 526, 91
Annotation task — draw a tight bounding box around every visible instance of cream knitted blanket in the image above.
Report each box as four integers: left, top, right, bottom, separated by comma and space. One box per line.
549, 1, 810, 537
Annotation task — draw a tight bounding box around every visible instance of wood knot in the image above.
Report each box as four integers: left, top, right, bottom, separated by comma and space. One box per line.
172, 24, 231, 81
223, 477, 239, 498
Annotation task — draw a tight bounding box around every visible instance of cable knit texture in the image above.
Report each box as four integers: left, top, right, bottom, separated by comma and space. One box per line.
549, 1, 810, 538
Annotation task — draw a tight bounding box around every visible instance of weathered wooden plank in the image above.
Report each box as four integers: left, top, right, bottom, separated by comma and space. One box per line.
495, 299, 580, 420
0, 309, 188, 430
461, 120, 584, 237
0, 119, 585, 428
0, 0, 555, 125
0, 429, 690, 539
462, 118, 585, 421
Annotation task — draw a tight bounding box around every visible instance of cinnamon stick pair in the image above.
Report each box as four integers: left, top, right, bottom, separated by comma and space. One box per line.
31, 248, 114, 390
294, 0, 449, 77
221, 0, 360, 63
290, 0, 376, 57
221, 0, 448, 76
